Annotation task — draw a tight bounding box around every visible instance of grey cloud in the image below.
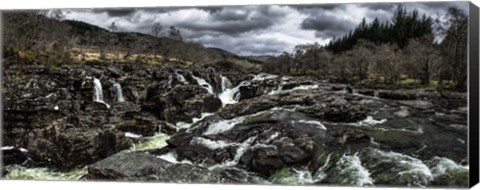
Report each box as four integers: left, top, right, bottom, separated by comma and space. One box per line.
418, 1, 468, 10
300, 14, 355, 39
365, 10, 393, 23
359, 3, 397, 11
175, 6, 290, 35
289, 4, 342, 11
91, 8, 136, 17
176, 20, 273, 35
196, 34, 291, 55
301, 15, 354, 31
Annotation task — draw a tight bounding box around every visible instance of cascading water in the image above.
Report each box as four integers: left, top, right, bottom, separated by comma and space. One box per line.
192, 75, 214, 94
93, 77, 110, 108
218, 80, 250, 106
93, 78, 104, 102
111, 81, 125, 103
332, 154, 374, 186
220, 75, 233, 91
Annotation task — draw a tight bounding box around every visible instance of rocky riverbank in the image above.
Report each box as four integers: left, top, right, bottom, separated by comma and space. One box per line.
1, 62, 469, 187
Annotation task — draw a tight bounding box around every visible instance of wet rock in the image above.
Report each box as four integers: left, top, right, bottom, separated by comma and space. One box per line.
378, 90, 418, 100
278, 145, 310, 164
146, 85, 222, 123
355, 89, 375, 96
241, 147, 286, 177
158, 121, 178, 135
1, 148, 54, 168
300, 103, 367, 123
84, 152, 235, 183
116, 112, 159, 136
219, 93, 313, 119
23, 127, 129, 170
327, 128, 371, 147
238, 79, 281, 100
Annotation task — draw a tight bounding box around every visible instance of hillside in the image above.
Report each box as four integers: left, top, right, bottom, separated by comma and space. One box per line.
2, 11, 260, 72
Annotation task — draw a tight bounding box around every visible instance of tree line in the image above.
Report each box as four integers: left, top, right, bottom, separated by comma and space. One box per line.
263, 6, 468, 91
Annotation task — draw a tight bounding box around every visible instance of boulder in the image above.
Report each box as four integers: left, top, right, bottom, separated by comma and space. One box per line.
299, 103, 367, 123
83, 152, 235, 183
23, 126, 129, 170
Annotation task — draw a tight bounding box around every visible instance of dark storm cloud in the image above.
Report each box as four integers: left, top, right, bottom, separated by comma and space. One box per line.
301, 15, 354, 31
289, 4, 341, 11
92, 8, 136, 17
176, 19, 273, 35
300, 14, 355, 38
173, 6, 289, 35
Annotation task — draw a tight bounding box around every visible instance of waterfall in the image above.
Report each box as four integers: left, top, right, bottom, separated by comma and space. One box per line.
192, 75, 214, 94
112, 82, 125, 103
175, 70, 188, 84
93, 78, 104, 102
93, 77, 110, 108
220, 75, 233, 92
218, 80, 250, 106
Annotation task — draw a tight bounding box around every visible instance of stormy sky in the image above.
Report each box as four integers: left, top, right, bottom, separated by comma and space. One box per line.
63, 1, 468, 56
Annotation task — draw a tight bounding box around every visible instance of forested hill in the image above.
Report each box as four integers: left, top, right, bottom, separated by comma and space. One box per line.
2, 11, 259, 71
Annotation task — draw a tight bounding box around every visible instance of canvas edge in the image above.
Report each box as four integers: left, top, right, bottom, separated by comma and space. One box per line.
468, 1, 480, 188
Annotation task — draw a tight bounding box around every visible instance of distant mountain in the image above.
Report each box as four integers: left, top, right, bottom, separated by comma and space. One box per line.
207, 47, 274, 64
207, 47, 238, 57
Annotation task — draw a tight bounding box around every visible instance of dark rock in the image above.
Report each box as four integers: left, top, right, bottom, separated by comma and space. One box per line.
218, 93, 313, 119
377, 90, 418, 100
21, 126, 129, 170
116, 113, 159, 136
148, 85, 222, 123
158, 121, 178, 135
84, 152, 235, 183
278, 145, 310, 164
300, 103, 367, 123
356, 89, 375, 96
242, 147, 285, 177
1, 148, 54, 168
107, 67, 123, 78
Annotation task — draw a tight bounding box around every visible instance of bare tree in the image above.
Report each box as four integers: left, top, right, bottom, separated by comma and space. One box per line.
372, 43, 402, 84
404, 35, 440, 85
437, 7, 468, 91
151, 23, 163, 58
